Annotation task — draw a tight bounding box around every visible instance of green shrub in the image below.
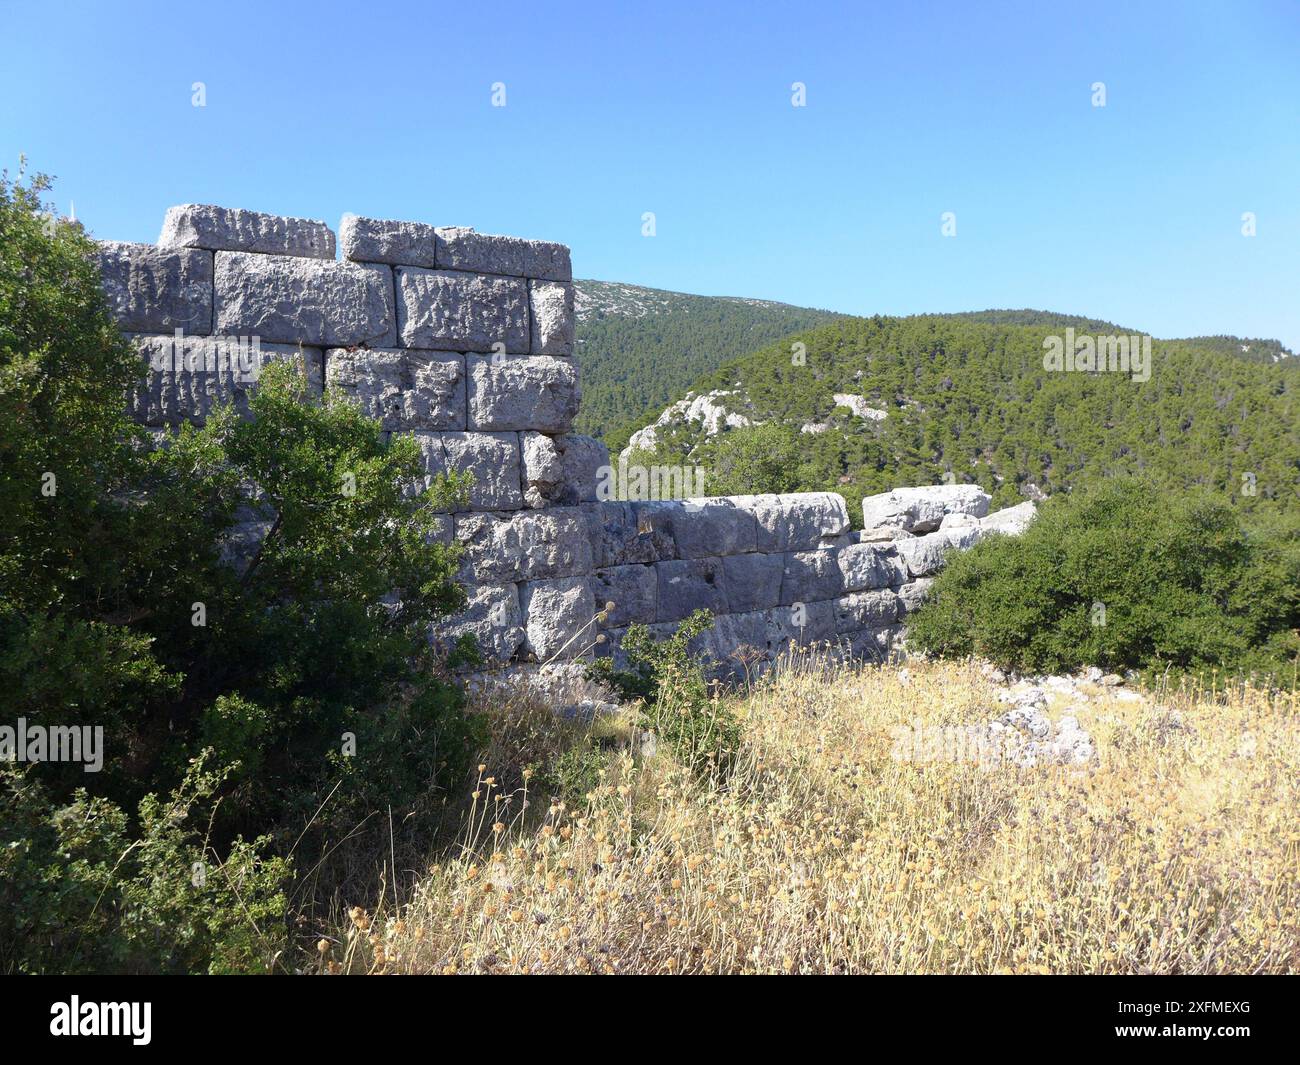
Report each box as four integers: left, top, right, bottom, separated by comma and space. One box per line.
588, 610, 742, 777
0, 166, 480, 971
908, 478, 1300, 683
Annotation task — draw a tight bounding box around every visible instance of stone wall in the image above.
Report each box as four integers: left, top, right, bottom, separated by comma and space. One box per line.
98, 204, 1033, 679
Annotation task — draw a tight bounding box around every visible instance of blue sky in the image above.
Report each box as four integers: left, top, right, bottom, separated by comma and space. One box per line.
3, 0, 1297, 348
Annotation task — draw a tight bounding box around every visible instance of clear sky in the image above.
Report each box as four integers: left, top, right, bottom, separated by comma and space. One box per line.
3, 0, 1297, 349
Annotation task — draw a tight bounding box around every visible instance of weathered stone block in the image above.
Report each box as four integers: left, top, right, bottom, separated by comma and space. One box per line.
530, 280, 574, 356
520, 432, 563, 508
159, 204, 335, 259
721, 552, 785, 613
767, 600, 837, 646
466, 356, 579, 432
779, 550, 844, 606
735, 493, 850, 551
396, 268, 528, 352
656, 557, 728, 622
861, 484, 990, 535
404, 431, 448, 498
325, 349, 465, 430
454, 507, 593, 583
837, 542, 907, 592
981, 501, 1037, 536
558, 435, 609, 504
98, 242, 213, 334
834, 590, 900, 632
434, 583, 524, 663
214, 253, 394, 346
895, 527, 981, 577
442, 432, 522, 510
435, 226, 572, 281
592, 565, 657, 628
669, 499, 758, 559
581, 501, 676, 567
521, 577, 595, 660
897, 577, 934, 615
339, 215, 438, 267
127, 334, 321, 425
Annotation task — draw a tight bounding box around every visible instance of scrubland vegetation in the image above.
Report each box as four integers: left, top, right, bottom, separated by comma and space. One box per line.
332, 654, 1300, 975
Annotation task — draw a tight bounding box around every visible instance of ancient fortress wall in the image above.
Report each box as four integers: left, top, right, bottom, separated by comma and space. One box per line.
98, 205, 1033, 677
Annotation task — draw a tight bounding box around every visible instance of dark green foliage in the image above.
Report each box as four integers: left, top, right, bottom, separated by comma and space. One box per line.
574, 280, 841, 442
634, 312, 1298, 523
907, 479, 1300, 684
0, 168, 479, 972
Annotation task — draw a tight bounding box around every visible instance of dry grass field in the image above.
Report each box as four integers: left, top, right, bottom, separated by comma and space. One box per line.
323, 656, 1299, 975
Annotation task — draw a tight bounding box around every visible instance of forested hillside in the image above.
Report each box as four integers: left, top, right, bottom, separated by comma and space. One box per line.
573, 280, 841, 438
622, 313, 1300, 519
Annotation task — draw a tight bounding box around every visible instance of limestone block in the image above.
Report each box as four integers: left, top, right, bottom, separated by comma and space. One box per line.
894, 527, 981, 577
591, 565, 658, 628
734, 493, 850, 551
325, 349, 465, 430
580, 502, 676, 567
454, 507, 593, 583
656, 558, 728, 622
669, 499, 758, 559
442, 431, 522, 510
466, 355, 579, 432
981, 501, 1037, 536
897, 577, 934, 615
396, 267, 528, 352
558, 435, 609, 504
529, 280, 574, 355
98, 242, 213, 334
861, 484, 990, 535
127, 334, 321, 425
837, 542, 908, 592
721, 552, 785, 613
779, 550, 844, 606
404, 431, 448, 499
435, 226, 572, 281
214, 253, 394, 346
520, 432, 564, 508
434, 583, 524, 663
767, 600, 837, 646
521, 576, 596, 660
339, 215, 437, 267
834, 590, 900, 632
159, 204, 335, 259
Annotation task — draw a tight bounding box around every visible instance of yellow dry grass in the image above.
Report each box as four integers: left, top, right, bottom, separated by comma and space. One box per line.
327, 655, 1300, 974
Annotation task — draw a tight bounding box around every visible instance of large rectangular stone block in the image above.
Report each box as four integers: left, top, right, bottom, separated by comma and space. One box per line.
861, 484, 990, 536
466, 356, 579, 432
454, 507, 593, 584
159, 204, 335, 259
520, 432, 607, 508
529, 280, 574, 355
592, 565, 658, 628
834, 590, 900, 632
779, 550, 844, 606
721, 552, 784, 612
656, 558, 728, 622
433, 582, 524, 663
395, 267, 528, 352
894, 527, 980, 577
127, 334, 321, 426
325, 349, 465, 430
837, 542, 907, 591
98, 242, 213, 334
580, 501, 676, 567
434, 226, 572, 281
669, 499, 758, 559
441, 431, 523, 510
734, 492, 851, 551
520, 576, 596, 660
214, 253, 394, 346
340, 215, 438, 267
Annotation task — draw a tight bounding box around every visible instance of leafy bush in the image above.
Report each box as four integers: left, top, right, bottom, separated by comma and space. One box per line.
588, 610, 741, 776
908, 478, 1300, 683
0, 166, 479, 971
